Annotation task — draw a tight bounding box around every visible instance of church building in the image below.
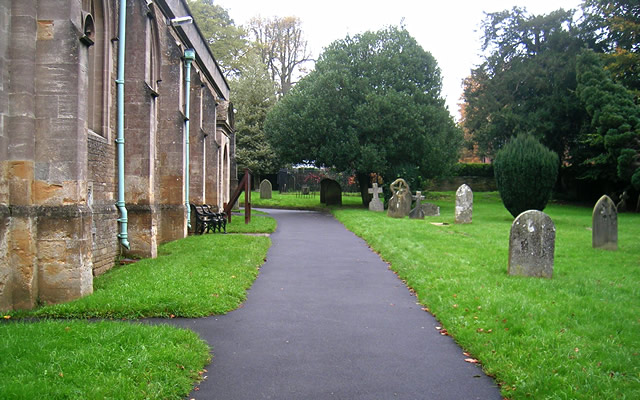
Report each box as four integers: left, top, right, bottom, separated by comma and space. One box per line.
0, 0, 236, 310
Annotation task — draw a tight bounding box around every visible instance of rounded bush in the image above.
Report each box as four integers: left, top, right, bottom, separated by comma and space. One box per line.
494, 134, 559, 217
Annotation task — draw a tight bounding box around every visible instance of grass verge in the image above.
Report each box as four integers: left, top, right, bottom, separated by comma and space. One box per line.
244, 191, 364, 209
226, 209, 277, 233
1, 206, 276, 400
8, 234, 271, 319
0, 320, 209, 399
332, 192, 640, 399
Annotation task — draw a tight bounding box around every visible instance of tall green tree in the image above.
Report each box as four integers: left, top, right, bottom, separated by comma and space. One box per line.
264, 26, 461, 205
581, 0, 640, 98
232, 53, 280, 185
576, 49, 640, 200
462, 8, 587, 160
188, 0, 249, 78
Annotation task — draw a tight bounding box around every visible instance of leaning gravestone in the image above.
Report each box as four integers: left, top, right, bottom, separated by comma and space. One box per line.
455, 184, 473, 224
420, 202, 440, 216
368, 183, 384, 212
320, 178, 342, 206
387, 178, 412, 218
259, 179, 272, 199
508, 210, 555, 278
592, 194, 618, 250
409, 191, 426, 219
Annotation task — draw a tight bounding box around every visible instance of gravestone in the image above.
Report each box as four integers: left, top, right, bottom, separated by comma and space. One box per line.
508, 210, 555, 278
320, 178, 342, 206
387, 178, 412, 218
368, 183, 384, 212
418, 202, 440, 217
259, 179, 272, 199
592, 195, 617, 250
409, 191, 426, 219
455, 184, 473, 224
277, 168, 289, 193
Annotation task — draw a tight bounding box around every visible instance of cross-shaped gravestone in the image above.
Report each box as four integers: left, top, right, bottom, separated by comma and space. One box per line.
409, 191, 426, 219
368, 183, 384, 212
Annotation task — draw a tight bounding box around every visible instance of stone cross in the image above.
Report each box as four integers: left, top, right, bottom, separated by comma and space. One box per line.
412, 191, 425, 205
508, 210, 555, 278
592, 194, 617, 250
409, 191, 426, 219
455, 184, 473, 224
368, 183, 384, 212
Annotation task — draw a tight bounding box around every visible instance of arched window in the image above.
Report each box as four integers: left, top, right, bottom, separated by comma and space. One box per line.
145, 10, 161, 92
83, 0, 106, 136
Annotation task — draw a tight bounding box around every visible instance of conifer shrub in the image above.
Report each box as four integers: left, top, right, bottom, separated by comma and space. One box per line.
494, 134, 559, 217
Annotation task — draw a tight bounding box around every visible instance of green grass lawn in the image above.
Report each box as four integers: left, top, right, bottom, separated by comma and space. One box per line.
1, 220, 274, 399
0, 320, 210, 399
9, 233, 271, 319
226, 209, 277, 233
244, 190, 364, 209
333, 192, 640, 399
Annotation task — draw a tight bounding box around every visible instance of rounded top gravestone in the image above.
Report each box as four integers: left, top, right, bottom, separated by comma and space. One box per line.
508, 210, 556, 278
259, 179, 272, 199
592, 194, 617, 251
455, 184, 473, 224
320, 178, 342, 206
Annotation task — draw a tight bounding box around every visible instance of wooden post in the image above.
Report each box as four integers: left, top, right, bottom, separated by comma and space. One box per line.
224, 168, 251, 224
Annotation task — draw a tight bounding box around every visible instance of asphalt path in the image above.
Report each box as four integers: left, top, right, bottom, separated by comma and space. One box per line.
157, 208, 502, 399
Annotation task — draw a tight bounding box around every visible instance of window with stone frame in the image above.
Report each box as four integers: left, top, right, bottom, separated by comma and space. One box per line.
145, 10, 161, 93
83, 0, 107, 137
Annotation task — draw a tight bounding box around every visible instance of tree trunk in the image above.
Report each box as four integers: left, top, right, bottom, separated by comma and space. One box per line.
357, 172, 371, 207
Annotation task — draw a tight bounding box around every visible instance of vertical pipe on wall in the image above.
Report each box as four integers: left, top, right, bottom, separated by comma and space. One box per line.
115, 0, 130, 249
183, 48, 195, 229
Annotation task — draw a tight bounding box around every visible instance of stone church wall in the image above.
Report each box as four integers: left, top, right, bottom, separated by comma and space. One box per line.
0, 0, 234, 311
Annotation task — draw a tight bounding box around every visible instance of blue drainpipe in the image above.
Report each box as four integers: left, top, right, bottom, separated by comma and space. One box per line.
115, 0, 129, 249
184, 49, 195, 229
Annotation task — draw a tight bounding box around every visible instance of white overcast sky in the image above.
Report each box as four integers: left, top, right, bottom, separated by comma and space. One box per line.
212, 0, 583, 119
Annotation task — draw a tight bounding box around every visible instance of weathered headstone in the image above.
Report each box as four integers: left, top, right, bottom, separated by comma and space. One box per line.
387, 178, 412, 218
420, 202, 440, 216
320, 178, 342, 206
455, 184, 473, 224
278, 168, 289, 193
592, 195, 618, 250
508, 210, 555, 278
368, 183, 384, 212
409, 191, 426, 219
259, 179, 272, 199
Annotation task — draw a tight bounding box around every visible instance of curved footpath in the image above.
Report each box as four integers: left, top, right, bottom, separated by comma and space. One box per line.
161, 209, 502, 399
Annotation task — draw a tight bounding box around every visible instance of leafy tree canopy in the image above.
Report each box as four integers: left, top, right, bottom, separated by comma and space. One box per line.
576, 49, 640, 189
581, 0, 640, 97
462, 7, 587, 160
188, 0, 249, 78
265, 26, 462, 204
232, 52, 280, 181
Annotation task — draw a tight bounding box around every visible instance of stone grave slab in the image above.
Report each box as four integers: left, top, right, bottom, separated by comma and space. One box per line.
592, 194, 617, 250
259, 179, 272, 199
387, 178, 411, 218
508, 210, 555, 278
455, 184, 473, 224
320, 178, 342, 206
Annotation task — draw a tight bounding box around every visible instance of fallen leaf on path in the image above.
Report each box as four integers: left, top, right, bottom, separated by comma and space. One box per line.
464, 358, 479, 364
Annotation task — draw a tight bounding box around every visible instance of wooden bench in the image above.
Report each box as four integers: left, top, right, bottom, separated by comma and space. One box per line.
190, 204, 227, 234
